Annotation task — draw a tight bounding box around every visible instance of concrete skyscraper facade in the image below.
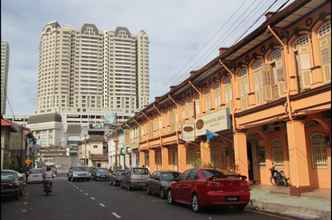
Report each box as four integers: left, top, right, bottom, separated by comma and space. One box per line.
1, 41, 9, 115
36, 21, 150, 124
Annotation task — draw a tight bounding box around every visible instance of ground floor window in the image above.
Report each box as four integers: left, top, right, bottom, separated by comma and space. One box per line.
186, 145, 200, 167
271, 139, 283, 165
311, 133, 328, 167
144, 151, 149, 167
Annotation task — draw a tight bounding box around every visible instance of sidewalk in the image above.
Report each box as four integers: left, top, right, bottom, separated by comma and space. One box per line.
247, 185, 331, 220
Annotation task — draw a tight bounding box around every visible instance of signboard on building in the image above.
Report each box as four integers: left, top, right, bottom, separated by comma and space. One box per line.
195, 108, 230, 136
181, 123, 195, 142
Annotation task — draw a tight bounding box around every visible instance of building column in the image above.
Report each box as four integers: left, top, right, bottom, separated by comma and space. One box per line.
286, 120, 311, 195
233, 131, 249, 179
177, 143, 187, 172
161, 146, 169, 170
139, 150, 145, 167
149, 149, 156, 172
200, 141, 211, 167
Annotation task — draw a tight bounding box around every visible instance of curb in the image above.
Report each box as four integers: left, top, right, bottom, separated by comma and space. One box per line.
247, 199, 331, 220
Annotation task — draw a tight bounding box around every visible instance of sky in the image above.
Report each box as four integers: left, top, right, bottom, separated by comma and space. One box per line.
1, 0, 290, 115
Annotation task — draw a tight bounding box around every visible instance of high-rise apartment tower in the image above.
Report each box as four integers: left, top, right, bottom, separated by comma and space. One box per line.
36, 21, 149, 123
1, 41, 9, 115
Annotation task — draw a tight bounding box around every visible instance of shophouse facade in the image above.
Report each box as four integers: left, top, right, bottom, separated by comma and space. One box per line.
117, 0, 330, 195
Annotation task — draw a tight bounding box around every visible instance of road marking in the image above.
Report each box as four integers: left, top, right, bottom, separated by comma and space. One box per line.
79, 190, 83, 192
85, 193, 89, 196
247, 209, 296, 220
99, 202, 105, 207
90, 197, 95, 200
112, 212, 121, 219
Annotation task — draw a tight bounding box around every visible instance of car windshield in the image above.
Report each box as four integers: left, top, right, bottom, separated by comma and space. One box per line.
132, 168, 148, 175
30, 169, 42, 174
96, 169, 108, 174
201, 169, 226, 178
160, 172, 180, 181
1, 172, 16, 181
72, 167, 88, 171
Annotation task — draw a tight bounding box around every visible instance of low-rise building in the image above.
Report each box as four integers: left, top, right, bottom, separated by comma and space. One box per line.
78, 135, 108, 168
118, 0, 331, 196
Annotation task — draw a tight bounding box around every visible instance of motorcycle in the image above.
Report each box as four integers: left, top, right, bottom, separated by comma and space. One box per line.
43, 180, 52, 195
270, 166, 289, 186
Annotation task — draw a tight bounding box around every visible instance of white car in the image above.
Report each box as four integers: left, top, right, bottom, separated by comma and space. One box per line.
28, 168, 43, 183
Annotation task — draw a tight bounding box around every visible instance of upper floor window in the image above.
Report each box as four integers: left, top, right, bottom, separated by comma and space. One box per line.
252, 59, 265, 104
215, 80, 221, 109
223, 76, 232, 108
294, 34, 312, 90
270, 48, 285, 98
318, 22, 331, 82
205, 87, 211, 112
194, 95, 200, 115
238, 66, 249, 109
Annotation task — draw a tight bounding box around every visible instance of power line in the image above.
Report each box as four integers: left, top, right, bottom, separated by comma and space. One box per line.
167, 0, 257, 85
233, 0, 280, 44
171, 0, 267, 85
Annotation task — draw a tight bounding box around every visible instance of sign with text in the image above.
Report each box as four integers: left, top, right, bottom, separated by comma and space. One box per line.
195, 108, 231, 136
181, 123, 195, 142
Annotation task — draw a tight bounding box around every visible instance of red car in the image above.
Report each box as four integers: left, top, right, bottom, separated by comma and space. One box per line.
167, 168, 250, 212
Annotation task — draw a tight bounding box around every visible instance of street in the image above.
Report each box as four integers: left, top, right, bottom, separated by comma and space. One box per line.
2, 177, 298, 220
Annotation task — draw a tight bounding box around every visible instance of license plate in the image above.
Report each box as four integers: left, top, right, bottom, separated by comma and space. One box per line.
225, 196, 239, 202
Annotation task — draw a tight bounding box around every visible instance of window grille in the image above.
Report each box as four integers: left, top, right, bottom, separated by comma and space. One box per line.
311, 133, 328, 167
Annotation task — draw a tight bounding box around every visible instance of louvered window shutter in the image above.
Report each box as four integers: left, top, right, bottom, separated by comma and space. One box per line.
295, 35, 312, 90
319, 23, 331, 82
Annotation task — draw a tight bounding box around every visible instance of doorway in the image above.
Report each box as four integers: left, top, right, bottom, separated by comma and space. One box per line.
247, 142, 254, 182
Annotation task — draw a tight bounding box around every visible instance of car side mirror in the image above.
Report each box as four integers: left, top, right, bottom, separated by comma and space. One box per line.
154, 176, 160, 181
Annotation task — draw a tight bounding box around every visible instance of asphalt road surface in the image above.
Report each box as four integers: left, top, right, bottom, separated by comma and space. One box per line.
2, 177, 299, 220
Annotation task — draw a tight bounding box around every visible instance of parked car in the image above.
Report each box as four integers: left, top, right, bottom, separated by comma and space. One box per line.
167, 168, 250, 212
109, 169, 126, 186
120, 167, 150, 190
92, 168, 110, 181
146, 171, 180, 199
28, 168, 44, 183
67, 167, 91, 181
1, 170, 25, 199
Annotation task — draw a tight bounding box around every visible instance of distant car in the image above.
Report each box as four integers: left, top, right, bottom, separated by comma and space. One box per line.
109, 169, 126, 186
120, 167, 150, 190
1, 170, 25, 199
67, 167, 91, 182
167, 168, 250, 212
146, 171, 180, 199
92, 168, 110, 181
28, 168, 44, 183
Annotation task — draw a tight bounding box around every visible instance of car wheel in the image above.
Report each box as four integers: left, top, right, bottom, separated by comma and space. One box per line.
72, 178, 76, 182
191, 194, 200, 212
15, 192, 20, 200
127, 183, 132, 191
146, 185, 152, 195
167, 190, 174, 204
159, 188, 166, 199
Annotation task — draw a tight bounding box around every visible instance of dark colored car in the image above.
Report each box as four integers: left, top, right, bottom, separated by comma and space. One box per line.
92, 168, 110, 181
146, 171, 180, 199
120, 167, 150, 190
1, 170, 25, 200
167, 168, 250, 212
109, 169, 126, 186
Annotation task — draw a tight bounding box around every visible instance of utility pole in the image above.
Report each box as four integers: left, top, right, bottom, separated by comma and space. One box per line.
114, 129, 119, 169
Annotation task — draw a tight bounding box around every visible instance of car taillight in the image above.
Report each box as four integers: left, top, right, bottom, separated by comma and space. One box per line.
239, 181, 249, 191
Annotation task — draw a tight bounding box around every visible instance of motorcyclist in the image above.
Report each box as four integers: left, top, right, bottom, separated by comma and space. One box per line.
42, 166, 53, 191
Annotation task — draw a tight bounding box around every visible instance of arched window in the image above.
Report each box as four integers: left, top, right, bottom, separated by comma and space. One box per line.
252, 59, 265, 104
270, 48, 286, 98
318, 22, 331, 82
294, 34, 312, 90
310, 133, 328, 167
238, 66, 249, 109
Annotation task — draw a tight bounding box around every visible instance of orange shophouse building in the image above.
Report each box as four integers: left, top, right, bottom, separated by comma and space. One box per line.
123, 0, 331, 195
